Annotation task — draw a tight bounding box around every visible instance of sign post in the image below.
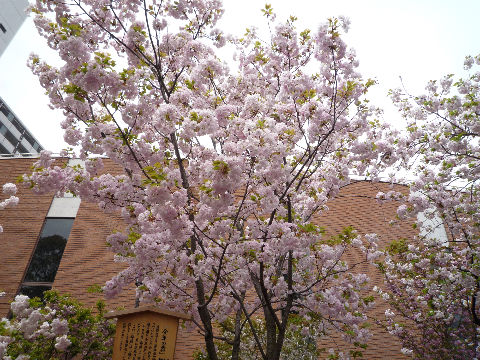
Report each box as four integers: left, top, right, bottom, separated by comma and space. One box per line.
105, 305, 191, 360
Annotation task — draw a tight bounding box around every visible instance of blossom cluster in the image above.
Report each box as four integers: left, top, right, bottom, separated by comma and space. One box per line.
0, 183, 18, 233
0, 291, 115, 360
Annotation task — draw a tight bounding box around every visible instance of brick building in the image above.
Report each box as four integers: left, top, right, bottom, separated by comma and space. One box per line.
0, 156, 418, 359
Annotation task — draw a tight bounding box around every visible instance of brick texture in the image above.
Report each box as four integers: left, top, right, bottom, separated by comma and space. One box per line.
0, 157, 54, 315
0, 158, 414, 359
314, 181, 412, 359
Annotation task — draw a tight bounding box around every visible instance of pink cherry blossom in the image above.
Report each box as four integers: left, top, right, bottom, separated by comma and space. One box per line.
379, 53, 480, 359
54, 335, 71, 351
18, 1, 404, 359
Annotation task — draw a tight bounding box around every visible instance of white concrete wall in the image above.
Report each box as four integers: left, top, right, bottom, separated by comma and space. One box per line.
417, 209, 449, 244
47, 197, 82, 218
0, 0, 28, 56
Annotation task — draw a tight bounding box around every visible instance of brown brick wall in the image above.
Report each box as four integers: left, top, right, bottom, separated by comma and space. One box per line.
315, 181, 411, 359
0, 158, 412, 359
0, 157, 53, 315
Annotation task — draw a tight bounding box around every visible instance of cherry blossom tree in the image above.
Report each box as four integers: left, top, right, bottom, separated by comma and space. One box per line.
24, 1, 396, 359
378, 55, 480, 359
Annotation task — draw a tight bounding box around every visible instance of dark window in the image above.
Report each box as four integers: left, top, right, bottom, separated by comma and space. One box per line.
23, 133, 35, 148
10, 118, 25, 134
0, 24, 6, 34
16, 142, 28, 154
0, 142, 9, 154
0, 125, 30, 154
0, 107, 9, 118
3, 128, 17, 148
21, 218, 74, 298
19, 285, 52, 299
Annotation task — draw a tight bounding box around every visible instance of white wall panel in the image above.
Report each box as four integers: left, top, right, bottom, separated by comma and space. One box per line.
47, 197, 82, 218
0, 0, 28, 56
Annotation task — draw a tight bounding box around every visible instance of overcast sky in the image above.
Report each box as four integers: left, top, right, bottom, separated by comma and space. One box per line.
0, 0, 479, 153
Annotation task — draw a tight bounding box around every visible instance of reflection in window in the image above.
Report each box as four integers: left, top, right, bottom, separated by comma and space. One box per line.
20, 218, 74, 298
18, 285, 52, 299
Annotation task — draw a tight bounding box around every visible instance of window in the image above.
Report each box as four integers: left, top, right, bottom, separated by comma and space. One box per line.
23, 133, 36, 148
19, 160, 83, 299
0, 142, 9, 154
10, 118, 25, 135
18, 285, 52, 299
19, 218, 75, 298
16, 142, 28, 154
0, 106, 9, 118
2, 128, 18, 148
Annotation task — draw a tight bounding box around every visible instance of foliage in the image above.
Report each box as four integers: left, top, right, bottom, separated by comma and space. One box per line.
0, 291, 115, 359
194, 314, 321, 360
377, 54, 480, 359
22, 1, 398, 359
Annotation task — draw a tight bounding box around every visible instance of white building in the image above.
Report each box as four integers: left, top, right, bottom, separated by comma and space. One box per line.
0, 96, 43, 155
0, 0, 28, 57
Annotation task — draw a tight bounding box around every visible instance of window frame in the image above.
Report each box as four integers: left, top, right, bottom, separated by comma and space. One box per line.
19, 217, 75, 298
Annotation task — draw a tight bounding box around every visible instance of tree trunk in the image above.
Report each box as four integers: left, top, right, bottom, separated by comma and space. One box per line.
231, 303, 244, 360
264, 306, 278, 360
196, 278, 218, 360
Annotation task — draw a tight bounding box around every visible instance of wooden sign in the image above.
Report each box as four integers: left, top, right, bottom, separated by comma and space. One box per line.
105, 306, 191, 360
